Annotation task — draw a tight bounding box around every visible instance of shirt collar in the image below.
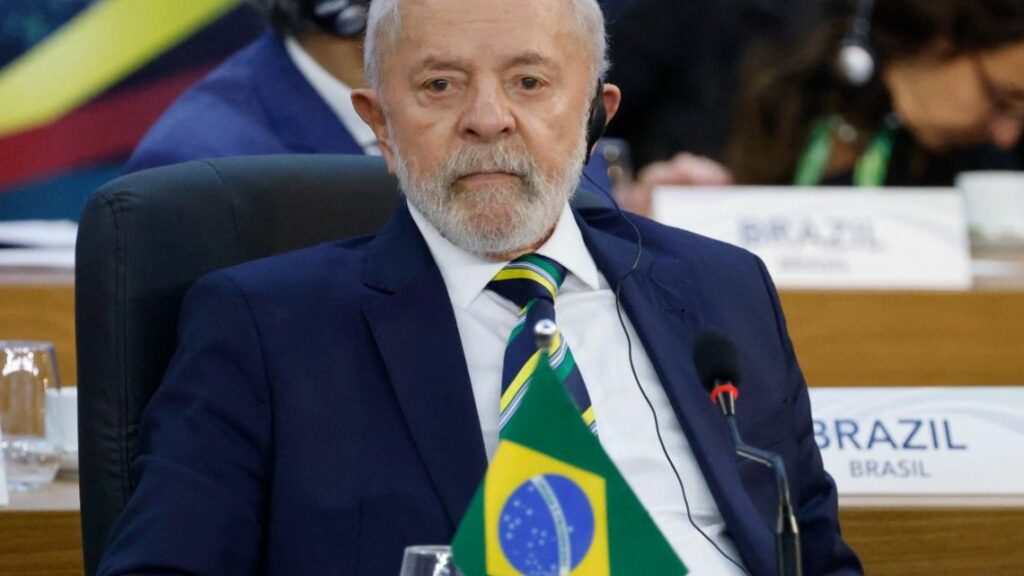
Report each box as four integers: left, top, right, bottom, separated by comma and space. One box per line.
408, 202, 603, 310
283, 36, 380, 155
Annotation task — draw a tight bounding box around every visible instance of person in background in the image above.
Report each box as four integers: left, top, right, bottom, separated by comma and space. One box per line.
124, 0, 378, 173
616, 0, 1024, 215
727, 0, 1024, 187
603, 0, 815, 172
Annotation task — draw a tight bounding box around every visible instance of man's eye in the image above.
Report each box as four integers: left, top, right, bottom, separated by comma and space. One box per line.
427, 79, 451, 93
520, 77, 542, 90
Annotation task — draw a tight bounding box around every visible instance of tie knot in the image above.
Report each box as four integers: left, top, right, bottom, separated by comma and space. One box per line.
486, 254, 567, 308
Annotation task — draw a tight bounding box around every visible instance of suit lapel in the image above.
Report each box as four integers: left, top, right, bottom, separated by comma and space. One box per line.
578, 212, 774, 572
361, 204, 488, 527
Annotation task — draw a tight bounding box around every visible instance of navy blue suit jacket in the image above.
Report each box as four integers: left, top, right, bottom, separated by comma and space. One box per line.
98, 205, 861, 575
124, 32, 364, 174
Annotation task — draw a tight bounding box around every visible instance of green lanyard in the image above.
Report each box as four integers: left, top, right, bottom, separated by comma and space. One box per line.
794, 116, 895, 187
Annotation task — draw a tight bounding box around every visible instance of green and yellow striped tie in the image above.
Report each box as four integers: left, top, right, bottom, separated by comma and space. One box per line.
486, 254, 596, 434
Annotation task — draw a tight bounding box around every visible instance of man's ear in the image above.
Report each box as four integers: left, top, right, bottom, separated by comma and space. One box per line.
351, 89, 397, 172
601, 83, 622, 124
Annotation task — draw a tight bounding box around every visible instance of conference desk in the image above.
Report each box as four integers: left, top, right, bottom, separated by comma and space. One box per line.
0, 480, 82, 576
3, 250, 1022, 391
3, 481, 1021, 575
2, 257, 1023, 574
4, 484, 1022, 575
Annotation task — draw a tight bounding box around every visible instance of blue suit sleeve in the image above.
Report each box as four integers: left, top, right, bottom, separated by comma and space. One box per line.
97, 272, 272, 575
753, 256, 864, 575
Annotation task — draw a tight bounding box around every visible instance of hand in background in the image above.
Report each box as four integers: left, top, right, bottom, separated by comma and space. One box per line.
613, 152, 734, 217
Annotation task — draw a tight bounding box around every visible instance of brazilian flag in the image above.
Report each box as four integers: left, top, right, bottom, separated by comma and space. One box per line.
451, 348, 687, 575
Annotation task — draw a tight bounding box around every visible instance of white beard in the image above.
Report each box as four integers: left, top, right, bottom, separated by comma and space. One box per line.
391, 131, 587, 258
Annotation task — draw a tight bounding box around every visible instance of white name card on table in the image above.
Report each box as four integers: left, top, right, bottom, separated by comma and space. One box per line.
808, 387, 1024, 496
652, 187, 971, 290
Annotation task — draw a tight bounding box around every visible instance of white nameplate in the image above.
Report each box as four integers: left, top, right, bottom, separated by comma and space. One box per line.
652, 186, 971, 290
808, 387, 1024, 496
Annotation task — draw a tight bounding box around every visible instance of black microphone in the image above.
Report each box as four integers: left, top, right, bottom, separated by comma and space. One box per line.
693, 328, 803, 576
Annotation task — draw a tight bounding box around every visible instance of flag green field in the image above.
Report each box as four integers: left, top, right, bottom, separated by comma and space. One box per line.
452, 348, 687, 575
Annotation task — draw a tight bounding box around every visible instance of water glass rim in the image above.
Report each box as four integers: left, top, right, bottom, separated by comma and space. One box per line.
404, 544, 453, 554
0, 341, 57, 351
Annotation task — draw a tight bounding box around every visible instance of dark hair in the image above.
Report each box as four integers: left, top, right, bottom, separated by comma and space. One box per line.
727, 13, 890, 184
726, 0, 1024, 185
873, 0, 1024, 61
248, 0, 314, 37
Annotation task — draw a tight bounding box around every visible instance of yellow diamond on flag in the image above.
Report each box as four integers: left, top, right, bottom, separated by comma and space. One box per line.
452, 345, 686, 575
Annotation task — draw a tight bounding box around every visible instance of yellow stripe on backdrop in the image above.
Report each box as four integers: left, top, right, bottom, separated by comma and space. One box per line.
0, 0, 240, 137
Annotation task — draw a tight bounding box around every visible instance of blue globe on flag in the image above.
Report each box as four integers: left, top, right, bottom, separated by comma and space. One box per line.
498, 474, 596, 576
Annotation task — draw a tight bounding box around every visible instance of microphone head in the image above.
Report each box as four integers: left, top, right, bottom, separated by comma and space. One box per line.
693, 327, 740, 393
837, 43, 875, 86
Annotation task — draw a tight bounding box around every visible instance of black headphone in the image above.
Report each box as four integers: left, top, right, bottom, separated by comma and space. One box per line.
303, 0, 370, 38
836, 0, 876, 85
585, 80, 609, 162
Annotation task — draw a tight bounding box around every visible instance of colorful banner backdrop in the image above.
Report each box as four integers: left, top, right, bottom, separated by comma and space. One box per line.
0, 0, 264, 220
452, 348, 687, 575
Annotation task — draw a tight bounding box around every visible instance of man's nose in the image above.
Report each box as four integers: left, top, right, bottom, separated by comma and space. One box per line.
989, 113, 1024, 150
459, 81, 515, 142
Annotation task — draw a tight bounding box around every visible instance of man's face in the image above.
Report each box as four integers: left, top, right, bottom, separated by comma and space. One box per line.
883, 41, 1024, 152
354, 0, 619, 258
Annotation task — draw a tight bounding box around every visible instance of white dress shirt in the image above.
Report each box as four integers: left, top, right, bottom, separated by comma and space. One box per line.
283, 37, 380, 156
408, 203, 748, 574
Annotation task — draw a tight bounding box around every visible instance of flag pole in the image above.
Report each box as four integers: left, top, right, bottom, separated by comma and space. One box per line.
534, 318, 557, 354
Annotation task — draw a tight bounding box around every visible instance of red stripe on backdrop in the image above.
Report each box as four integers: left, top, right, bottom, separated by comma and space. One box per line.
0, 64, 214, 190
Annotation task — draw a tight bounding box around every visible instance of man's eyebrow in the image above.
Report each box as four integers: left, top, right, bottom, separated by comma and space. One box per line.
504, 52, 557, 69
413, 56, 473, 73
409, 52, 559, 77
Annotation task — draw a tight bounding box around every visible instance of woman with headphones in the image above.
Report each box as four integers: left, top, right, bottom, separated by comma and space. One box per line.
614, 0, 1024, 215
727, 0, 1024, 187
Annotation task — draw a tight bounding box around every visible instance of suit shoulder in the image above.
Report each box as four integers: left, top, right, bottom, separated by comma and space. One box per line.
198, 236, 375, 304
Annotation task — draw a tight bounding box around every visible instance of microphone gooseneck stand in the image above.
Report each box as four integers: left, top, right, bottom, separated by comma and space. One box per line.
713, 388, 802, 576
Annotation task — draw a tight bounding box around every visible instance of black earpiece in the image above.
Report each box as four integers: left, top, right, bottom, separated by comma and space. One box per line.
304, 0, 370, 38
585, 80, 608, 163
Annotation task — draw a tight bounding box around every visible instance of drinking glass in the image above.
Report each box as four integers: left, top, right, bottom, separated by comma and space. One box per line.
957, 171, 1024, 244
398, 545, 465, 576
0, 341, 62, 490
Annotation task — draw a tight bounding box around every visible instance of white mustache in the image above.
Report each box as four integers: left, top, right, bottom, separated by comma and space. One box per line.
438, 144, 538, 189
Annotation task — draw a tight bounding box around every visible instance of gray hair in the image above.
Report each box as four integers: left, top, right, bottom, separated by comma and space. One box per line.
364, 0, 609, 90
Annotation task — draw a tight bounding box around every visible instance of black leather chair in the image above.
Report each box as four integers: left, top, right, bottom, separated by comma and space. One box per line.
75, 155, 400, 576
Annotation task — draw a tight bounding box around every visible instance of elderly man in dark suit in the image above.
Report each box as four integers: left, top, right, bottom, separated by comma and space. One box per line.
98, 0, 861, 574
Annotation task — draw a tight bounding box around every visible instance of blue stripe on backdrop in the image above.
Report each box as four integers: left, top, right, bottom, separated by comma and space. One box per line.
0, 165, 121, 221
